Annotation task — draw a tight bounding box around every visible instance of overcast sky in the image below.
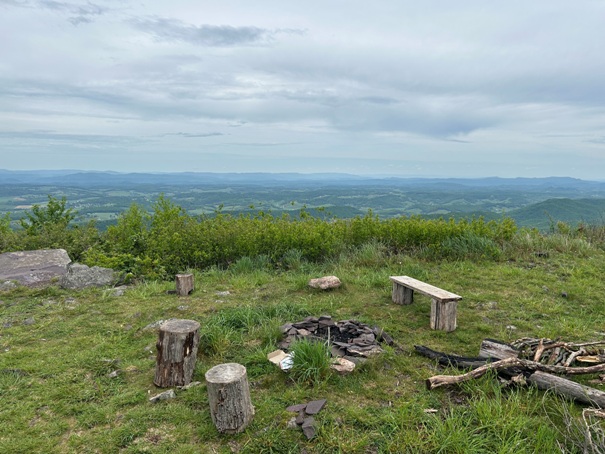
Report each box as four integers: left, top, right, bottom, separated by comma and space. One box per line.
1, 1, 604, 179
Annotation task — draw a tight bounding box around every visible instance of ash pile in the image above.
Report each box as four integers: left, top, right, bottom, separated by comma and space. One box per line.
278, 315, 394, 358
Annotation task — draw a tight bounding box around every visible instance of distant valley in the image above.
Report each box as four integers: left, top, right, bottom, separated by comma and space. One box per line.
1, 170, 604, 230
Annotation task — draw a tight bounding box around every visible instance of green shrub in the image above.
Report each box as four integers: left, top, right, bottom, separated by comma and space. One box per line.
19, 195, 75, 233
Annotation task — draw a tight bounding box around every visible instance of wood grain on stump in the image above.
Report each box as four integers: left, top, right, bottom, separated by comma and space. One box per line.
205, 363, 254, 434
175, 273, 194, 296
154, 319, 200, 388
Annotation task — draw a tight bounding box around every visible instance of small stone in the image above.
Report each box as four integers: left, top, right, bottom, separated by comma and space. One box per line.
286, 417, 298, 429
0, 281, 17, 291
177, 381, 202, 390
542, 286, 549, 293
297, 329, 310, 337
301, 417, 316, 440
149, 389, 176, 403
3, 322, 12, 328
331, 346, 346, 357
343, 356, 367, 366
331, 357, 356, 375
308, 276, 341, 290
305, 399, 327, 415
216, 291, 231, 296
280, 323, 293, 334
177, 305, 189, 311
111, 286, 128, 297
286, 403, 307, 413
506, 325, 517, 331
295, 410, 305, 425
23, 317, 35, 326
143, 319, 176, 330
561, 292, 568, 298
107, 370, 120, 378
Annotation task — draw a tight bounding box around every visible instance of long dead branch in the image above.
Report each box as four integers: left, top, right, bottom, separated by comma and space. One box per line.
426, 357, 605, 390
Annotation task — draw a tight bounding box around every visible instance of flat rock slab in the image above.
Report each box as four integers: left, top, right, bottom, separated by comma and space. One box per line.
301, 417, 316, 440
60, 263, 117, 289
0, 249, 71, 287
286, 403, 307, 413
304, 399, 327, 415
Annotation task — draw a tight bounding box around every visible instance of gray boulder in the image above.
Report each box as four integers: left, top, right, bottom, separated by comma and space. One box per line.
60, 263, 117, 290
0, 249, 71, 287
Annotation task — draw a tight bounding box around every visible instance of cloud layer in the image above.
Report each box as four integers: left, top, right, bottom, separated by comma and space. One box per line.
1, 0, 604, 178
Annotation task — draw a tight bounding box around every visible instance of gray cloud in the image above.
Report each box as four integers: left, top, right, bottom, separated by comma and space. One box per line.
162, 132, 225, 138
2, 0, 109, 24
132, 18, 302, 47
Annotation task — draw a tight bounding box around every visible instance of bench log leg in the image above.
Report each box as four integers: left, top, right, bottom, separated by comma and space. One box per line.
430, 299, 457, 332
392, 283, 414, 305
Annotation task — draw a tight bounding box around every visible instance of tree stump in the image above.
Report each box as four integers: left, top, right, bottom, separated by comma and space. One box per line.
154, 319, 200, 388
205, 363, 254, 434
175, 273, 194, 296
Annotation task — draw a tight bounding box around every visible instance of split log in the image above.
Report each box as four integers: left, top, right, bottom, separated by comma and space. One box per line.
154, 319, 200, 387
205, 363, 254, 434
175, 273, 194, 296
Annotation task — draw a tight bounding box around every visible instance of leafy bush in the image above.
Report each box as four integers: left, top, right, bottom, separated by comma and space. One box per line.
2, 194, 523, 277
19, 195, 76, 233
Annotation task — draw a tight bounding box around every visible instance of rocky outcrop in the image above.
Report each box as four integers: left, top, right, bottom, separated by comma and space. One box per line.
60, 263, 118, 290
0, 249, 118, 290
0, 249, 71, 287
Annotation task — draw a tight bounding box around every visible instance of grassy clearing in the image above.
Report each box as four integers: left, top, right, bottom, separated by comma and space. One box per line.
1, 241, 605, 452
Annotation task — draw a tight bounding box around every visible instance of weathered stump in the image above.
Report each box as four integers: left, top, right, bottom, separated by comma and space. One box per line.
175, 273, 194, 296
154, 319, 200, 388
205, 363, 254, 434
430, 299, 457, 332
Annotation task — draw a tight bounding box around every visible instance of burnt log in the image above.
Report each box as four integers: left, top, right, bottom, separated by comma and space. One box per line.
154, 319, 200, 387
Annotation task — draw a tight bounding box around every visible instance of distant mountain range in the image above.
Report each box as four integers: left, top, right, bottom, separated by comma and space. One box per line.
1, 169, 604, 189
1, 170, 604, 229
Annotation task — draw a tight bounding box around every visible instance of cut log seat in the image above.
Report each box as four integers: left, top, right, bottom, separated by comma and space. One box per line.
390, 275, 462, 332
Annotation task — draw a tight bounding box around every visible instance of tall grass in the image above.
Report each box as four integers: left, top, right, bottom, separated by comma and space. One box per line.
288, 338, 332, 385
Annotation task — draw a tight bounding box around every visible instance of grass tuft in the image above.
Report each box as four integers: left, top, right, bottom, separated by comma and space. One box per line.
288, 338, 332, 385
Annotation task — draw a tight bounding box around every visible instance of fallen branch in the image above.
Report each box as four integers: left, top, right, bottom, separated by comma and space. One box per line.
427, 356, 605, 390
418, 340, 605, 407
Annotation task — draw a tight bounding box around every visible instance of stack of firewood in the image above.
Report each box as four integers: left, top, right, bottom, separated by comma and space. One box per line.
511, 337, 605, 367
415, 337, 605, 407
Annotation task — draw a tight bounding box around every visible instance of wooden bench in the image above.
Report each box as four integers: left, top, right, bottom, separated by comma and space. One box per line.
390, 276, 462, 332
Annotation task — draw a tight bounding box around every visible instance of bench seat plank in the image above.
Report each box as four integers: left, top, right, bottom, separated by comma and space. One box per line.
390, 276, 461, 302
